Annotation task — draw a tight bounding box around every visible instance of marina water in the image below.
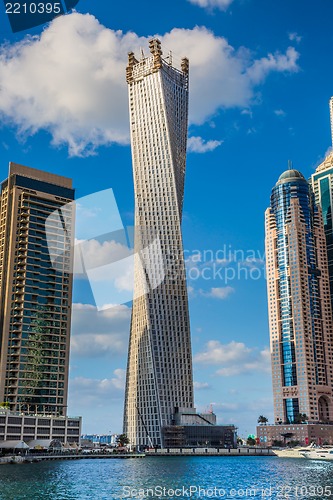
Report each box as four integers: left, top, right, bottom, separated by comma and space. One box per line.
0, 456, 333, 499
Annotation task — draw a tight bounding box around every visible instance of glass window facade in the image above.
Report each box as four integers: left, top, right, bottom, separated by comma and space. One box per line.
266, 169, 333, 425
0, 163, 74, 417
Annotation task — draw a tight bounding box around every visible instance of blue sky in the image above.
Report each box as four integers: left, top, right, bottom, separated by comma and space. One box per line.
0, 0, 332, 437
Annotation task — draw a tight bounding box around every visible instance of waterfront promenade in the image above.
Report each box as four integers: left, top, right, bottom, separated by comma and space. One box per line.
146, 447, 274, 456
0, 447, 274, 464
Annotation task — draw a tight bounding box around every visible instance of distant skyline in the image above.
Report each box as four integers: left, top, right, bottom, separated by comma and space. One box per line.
0, 0, 332, 436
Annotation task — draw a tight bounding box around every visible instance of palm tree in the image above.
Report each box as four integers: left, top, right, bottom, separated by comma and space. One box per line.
257, 415, 269, 425
294, 413, 308, 424
281, 432, 294, 446
247, 437, 256, 446
117, 434, 130, 447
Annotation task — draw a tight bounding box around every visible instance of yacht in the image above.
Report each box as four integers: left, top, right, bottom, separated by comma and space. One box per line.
300, 448, 333, 461
273, 443, 316, 458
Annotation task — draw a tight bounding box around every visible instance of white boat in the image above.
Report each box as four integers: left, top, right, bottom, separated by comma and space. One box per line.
273, 443, 316, 458
301, 448, 333, 461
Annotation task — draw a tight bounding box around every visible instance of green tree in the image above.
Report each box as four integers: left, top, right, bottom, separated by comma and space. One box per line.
257, 415, 269, 425
294, 413, 308, 424
21, 307, 48, 412
281, 432, 294, 446
272, 440, 283, 447
247, 437, 256, 446
117, 434, 130, 447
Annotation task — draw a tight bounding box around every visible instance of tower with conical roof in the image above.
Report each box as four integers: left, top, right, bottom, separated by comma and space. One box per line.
265, 168, 333, 424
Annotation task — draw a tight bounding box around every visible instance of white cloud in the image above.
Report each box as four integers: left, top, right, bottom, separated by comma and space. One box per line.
195, 340, 251, 364
246, 47, 299, 84
241, 109, 253, 118
195, 340, 271, 376
74, 235, 166, 308
70, 303, 131, 357
211, 402, 240, 412
188, 136, 223, 153
0, 14, 300, 156
187, 0, 234, 11
69, 369, 126, 407
74, 238, 133, 290
240, 257, 265, 269
288, 32, 302, 44
216, 348, 271, 376
203, 397, 274, 428
201, 286, 235, 299
274, 109, 286, 117
194, 381, 210, 390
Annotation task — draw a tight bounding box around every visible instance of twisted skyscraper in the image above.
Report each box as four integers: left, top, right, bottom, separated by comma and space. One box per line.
123, 40, 194, 448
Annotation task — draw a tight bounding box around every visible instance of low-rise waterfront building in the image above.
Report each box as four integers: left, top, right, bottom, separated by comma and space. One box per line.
162, 408, 237, 448
0, 409, 81, 445
257, 423, 333, 446
81, 433, 118, 446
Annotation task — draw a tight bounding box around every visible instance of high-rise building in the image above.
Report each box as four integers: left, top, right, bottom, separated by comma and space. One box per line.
311, 99, 333, 312
0, 162, 75, 417
123, 39, 194, 448
265, 169, 333, 425
311, 153, 333, 312
329, 97, 333, 147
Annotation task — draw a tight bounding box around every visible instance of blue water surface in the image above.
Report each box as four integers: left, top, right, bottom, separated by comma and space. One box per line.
0, 456, 332, 499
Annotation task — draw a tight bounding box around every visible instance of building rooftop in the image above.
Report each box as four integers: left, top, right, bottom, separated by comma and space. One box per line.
8, 162, 73, 189
277, 169, 306, 184
314, 152, 333, 174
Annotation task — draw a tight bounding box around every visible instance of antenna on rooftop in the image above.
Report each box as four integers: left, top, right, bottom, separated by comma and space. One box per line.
288, 160, 293, 170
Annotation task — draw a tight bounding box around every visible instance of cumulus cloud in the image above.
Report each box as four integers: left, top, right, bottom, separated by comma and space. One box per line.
74, 234, 166, 308
195, 340, 251, 364
205, 398, 274, 427
188, 136, 223, 153
187, 0, 234, 11
69, 369, 126, 407
70, 303, 131, 357
241, 109, 253, 118
195, 340, 271, 376
201, 286, 235, 299
194, 381, 210, 390
74, 238, 133, 288
288, 32, 302, 44
246, 47, 299, 84
274, 109, 286, 117
211, 402, 240, 412
0, 13, 300, 156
